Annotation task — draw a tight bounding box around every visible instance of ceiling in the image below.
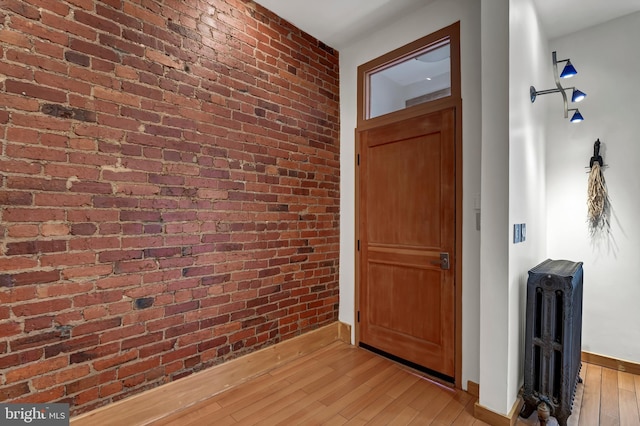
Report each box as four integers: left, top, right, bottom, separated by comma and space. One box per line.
253, 0, 640, 48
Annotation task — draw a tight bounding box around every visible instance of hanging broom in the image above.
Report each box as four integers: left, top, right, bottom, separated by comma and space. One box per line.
587, 139, 609, 236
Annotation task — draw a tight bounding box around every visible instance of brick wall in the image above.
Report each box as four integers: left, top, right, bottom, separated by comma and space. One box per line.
0, 0, 339, 414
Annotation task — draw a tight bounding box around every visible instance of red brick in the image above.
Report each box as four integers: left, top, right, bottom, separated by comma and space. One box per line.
44, 334, 99, 358
6, 143, 67, 162
95, 274, 141, 289
0, 382, 31, 402
5, 80, 66, 103
32, 364, 91, 390
99, 381, 123, 398
16, 44, 71, 74
74, 10, 120, 35
69, 387, 97, 409
12, 299, 72, 317
0, 348, 42, 369
24, 316, 54, 332
6, 176, 67, 192
62, 264, 113, 280
69, 236, 120, 252
3, 0, 40, 19
11, 19, 68, 49
25, 0, 70, 16
92, 351, 138, 371
100, 324, 146, 344
117, 357, 160, 379
68, 181, 113, 194
0, 57, 33, 78
6, 240, 66, 256
41, 223, 70, 236
73, 291, 121, 308
0, 322, 22, 338
4, 356, 68, 384
96, 3, 139, 29
12, 270, 60, 286
69, 38, 119, 63
0, 191, 32, 206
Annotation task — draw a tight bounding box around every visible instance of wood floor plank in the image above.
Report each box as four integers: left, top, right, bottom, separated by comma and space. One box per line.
242, 388, 309, 425
149, 401, 223, 426
579, 364, 602, 426
452, 395, 481, 425
635, 375, 640, 421
345, 352, 386, 378
567, 378, 584, 426
206, 375, 299, 421
343, 393, 395, 424
366, 379, 431, 425
408, 384, 457, 424
274, 400, 329, 426
339, 380, 394, 420
619, 389, 640, 426
228, 381, 301, 422
338, 367, 422, 420
211, 371, 291, 409
266, 340, 342, 379
325, 414, 349, 425
408, 380, 452, 412
362, 361, 402, 388
273, 365, 335, 391
434, 389, 473, 424
385, 369, 421, 399
390, 405, 421, 424
298, 382, 373, 425
319, 362, 380, 406
619, 371, 636, 392
600, 366, 620, 425
204, 371, 276, 408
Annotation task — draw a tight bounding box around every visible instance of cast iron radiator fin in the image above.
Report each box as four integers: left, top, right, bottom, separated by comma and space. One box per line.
521, 259, 584, 426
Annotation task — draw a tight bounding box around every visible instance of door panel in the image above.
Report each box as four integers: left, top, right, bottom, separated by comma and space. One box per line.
358, 108, 455, 377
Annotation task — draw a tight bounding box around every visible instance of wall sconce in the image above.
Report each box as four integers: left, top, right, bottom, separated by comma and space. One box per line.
530, 51, 586, 122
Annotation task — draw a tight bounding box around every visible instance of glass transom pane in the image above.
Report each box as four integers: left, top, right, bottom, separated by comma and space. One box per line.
368, 39, 451, 119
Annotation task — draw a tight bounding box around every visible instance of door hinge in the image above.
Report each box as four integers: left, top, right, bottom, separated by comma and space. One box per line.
357, 154, 360, 165
357, 311, 360, 322
357, 240, 360, 251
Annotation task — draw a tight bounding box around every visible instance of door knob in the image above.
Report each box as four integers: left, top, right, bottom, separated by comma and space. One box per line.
430, 253, 450, 270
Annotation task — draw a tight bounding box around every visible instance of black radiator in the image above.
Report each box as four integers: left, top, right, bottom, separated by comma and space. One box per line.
521, 259, 584, 426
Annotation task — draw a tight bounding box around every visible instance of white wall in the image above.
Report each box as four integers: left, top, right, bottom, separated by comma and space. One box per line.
338, 0, 482, 389
369, 73, 404, 118
508, 0, 549, 411
546, 11, 640, 364
478, 0, 511, 414
479, 0, 549, 414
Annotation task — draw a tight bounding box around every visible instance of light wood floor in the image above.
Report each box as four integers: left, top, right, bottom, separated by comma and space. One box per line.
147, 341, 639, 425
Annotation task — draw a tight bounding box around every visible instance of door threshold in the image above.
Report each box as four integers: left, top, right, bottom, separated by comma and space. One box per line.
359, 342, 455, 385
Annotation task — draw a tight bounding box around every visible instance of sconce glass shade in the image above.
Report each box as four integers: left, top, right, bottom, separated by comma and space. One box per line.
570, 109, 584, 123
560, 61, 577, 78
571, 88, 586, 103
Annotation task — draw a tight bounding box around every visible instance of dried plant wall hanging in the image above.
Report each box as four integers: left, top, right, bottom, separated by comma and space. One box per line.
587, 139, 610, 236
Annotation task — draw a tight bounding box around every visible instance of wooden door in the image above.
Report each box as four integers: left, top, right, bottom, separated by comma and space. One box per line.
358, 108, 456, 378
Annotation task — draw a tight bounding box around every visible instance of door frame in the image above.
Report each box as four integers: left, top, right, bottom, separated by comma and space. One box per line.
354, 22, 463, 387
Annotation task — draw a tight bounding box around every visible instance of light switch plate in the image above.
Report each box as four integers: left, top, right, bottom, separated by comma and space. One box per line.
513, 224, 521, 243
